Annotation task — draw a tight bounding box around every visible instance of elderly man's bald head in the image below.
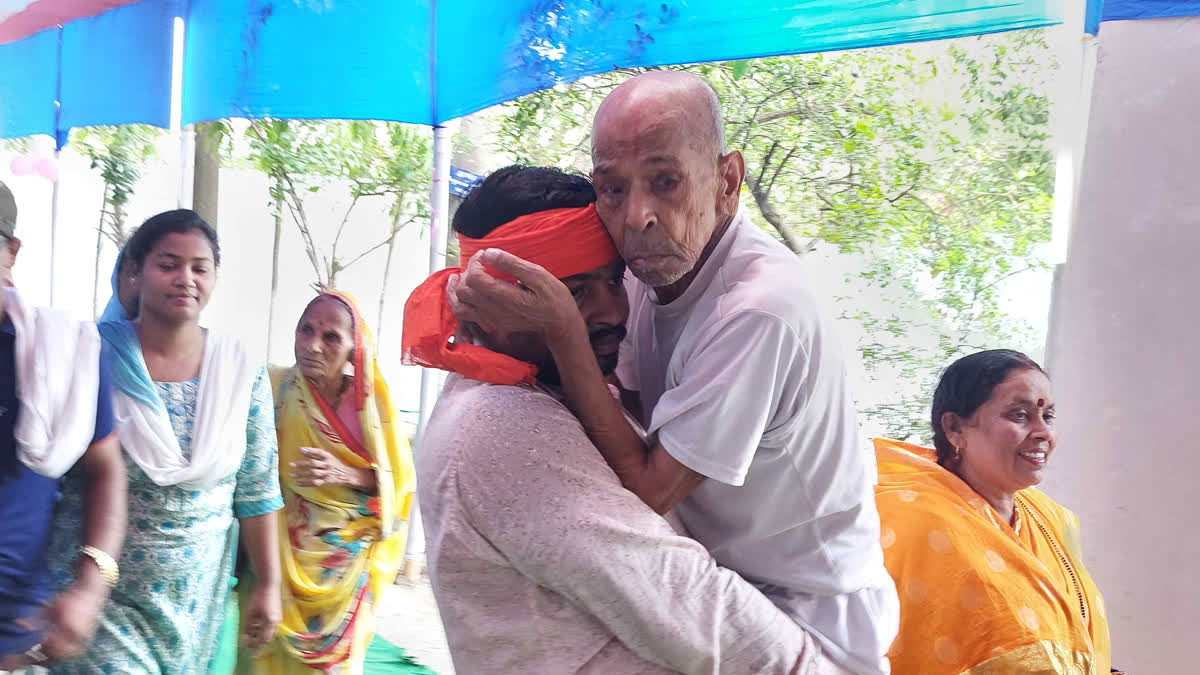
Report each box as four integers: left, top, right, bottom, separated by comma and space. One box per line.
593, 71, 725, 157
589, 71, 744, 295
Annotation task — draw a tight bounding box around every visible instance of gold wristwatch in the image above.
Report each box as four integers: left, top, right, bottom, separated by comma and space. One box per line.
80, 545, 119, 587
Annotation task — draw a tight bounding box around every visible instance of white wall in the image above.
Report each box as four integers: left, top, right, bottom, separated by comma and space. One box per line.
1042, 16, 1200, 672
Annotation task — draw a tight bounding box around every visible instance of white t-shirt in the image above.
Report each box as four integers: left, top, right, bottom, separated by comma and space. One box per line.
617, 211, 898, 675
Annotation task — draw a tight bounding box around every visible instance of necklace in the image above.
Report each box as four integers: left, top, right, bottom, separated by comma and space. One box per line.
1017, 496, 1089, 625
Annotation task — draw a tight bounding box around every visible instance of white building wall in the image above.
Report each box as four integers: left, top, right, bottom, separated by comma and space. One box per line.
1043, 16, 1200, 672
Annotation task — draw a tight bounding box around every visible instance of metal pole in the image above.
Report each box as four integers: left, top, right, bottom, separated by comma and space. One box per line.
48, 25, 64, 308
403, 123, 452, 577
179, 125, 195, 209
48, 151, 60, 306
170, 16, 191, 209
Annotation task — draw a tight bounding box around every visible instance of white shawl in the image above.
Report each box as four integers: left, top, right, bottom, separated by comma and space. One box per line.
112, 330, 256, 490
7, 288, 102, 478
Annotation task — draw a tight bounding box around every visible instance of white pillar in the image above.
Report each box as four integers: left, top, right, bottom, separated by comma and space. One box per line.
1047, 0, 1091, 266
170, 16, 193, 209
1042, 17, 1200, 673
403, 123, 453, 575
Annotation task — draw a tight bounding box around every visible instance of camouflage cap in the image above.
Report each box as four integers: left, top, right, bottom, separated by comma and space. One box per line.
0, 180, 15, 238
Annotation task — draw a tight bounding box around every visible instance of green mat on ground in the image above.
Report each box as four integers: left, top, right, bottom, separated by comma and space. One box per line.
364, 636, 439, 674
210, 578, 438, 674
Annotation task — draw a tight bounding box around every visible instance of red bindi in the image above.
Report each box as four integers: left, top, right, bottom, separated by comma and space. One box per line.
1036, 398, 1045, 408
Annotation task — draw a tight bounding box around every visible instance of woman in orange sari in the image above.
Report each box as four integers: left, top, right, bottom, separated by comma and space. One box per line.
241, 291, 417, 674
875, 350, 1116, 674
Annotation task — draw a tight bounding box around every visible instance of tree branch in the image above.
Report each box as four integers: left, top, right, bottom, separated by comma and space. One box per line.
757, 140, 779, 191
330, 194, 362, 263
765, 145, 799, 196
280, 176, 323, 286
755, 108, 808, 124
745, 175, 813, 255
341, 237, 393, 270
974, 265, 1040, 297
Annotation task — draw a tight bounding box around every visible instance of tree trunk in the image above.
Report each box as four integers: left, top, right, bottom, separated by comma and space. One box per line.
192, 122, 221, 228
746, 176, 812, 256
376, 214, 401, 352
327, 259, 340, 291
266, 179, 284, 361
91, 187, 111, 317
113, 206, 126, 247
91, 186, 109, 318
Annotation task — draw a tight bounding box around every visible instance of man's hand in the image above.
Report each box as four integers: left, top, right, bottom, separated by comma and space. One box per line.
40, 584, 106, 663
291, 447, 373, 491
447, 249, 580, 343
241, 582, 282, 652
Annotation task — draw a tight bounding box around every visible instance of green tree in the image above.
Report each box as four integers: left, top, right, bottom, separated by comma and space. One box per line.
233, 119, 430, 353
495, 30, 1055, 442
72, 125, 163, 317
0, 138, 33, 153
336, 122, 430, 347
239, 119, 384, 349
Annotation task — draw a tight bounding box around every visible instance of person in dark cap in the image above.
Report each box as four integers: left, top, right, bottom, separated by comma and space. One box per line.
0, 180, 126, 671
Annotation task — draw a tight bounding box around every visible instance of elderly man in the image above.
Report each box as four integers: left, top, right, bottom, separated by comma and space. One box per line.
451, 72, 899, 674
405, 165, 845, 674
0, 181, 126, 671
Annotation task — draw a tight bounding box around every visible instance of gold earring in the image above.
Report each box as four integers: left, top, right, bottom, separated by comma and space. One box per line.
953, 446, 962, 461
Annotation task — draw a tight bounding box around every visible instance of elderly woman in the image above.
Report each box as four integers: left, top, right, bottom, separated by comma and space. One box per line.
874, 349, 1115, 674
241, 291, 416, 674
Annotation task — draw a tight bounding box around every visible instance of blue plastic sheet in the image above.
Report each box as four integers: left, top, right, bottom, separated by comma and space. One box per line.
1102, 0, 1200, 22
60, 0, 174, 133
183, 0, 432, 125
1086, 0, 1104, 33
0, 0, 173, 146
0, 28, 57, 141
3, 0, 1062, 140
1084, 0, 1200, 37
186, 0, 1063, 126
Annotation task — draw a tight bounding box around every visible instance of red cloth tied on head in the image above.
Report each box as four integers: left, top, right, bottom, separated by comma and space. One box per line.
401, 203, 619, 386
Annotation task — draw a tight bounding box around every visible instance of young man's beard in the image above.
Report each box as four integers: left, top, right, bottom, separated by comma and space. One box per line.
536, 325, 625, 387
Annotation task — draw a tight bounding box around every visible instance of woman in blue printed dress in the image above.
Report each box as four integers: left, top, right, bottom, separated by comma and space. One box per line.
46, 209, 284, 674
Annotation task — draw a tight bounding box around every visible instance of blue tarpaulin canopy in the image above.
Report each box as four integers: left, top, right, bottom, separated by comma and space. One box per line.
1, 0, 1065, 144
1085, 0, 1200, 34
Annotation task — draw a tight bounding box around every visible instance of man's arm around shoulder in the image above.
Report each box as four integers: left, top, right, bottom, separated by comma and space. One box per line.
455, 398, 825, 674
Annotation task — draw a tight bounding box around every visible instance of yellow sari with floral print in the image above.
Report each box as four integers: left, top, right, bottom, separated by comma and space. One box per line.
249, 292, 415, 675
875, 439, 1111, 674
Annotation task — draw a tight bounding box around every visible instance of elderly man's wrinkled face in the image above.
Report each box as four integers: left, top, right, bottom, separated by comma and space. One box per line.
591, 108, 739, 289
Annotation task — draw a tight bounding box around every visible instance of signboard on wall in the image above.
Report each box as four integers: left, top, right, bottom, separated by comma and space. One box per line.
448, 166, 483, 197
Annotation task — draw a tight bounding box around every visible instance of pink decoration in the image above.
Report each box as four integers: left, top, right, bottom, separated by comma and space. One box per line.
34, 156, 59, 182
9, 155, 35, 176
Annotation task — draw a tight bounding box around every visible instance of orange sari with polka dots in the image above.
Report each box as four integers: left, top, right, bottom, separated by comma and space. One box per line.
874, 439, 1111, 674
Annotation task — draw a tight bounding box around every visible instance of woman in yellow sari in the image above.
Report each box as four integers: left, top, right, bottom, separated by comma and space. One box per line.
245, 291, 416, 674
875, 349, 1117, 674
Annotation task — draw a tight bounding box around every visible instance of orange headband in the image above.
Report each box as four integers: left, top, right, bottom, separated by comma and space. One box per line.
401, 204, 619, 386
